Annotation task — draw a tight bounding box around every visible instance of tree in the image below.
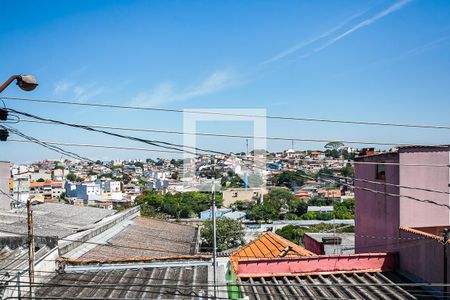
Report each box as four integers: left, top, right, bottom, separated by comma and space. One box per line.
315, 167, 333, 180
325, 141, 344, 151
201, 218, 244, 251
276, 223, 355, 245
66, 173, 76, 181
271, 170, 306, 190
36, 178, 45, 182
340, 164, 354, 177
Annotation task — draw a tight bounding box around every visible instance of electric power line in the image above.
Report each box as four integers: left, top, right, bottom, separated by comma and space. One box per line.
4, 96, 450, 131
18, 119, 445, 148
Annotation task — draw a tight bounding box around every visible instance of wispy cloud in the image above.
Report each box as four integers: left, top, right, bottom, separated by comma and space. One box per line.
261, 8, 370, 65
133, 69, 236, 106
315, 0, 412, 52
53, 80, 105, 103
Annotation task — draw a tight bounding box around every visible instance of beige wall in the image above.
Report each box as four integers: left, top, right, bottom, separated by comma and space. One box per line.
223, 188, 267, 207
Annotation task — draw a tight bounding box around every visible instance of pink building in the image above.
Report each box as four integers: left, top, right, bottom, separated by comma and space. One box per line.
355, 145, 450, 290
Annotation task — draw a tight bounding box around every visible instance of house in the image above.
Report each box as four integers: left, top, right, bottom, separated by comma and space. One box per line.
75, 182, 101, 202
222, 188, 266, 208
354, 145, 450, 294
317, 188, 342, 200
200, 207, 232, 220
303, 232, 355, 255
306, 205, 334, 213
0, 161, 9, 210
30, 180, 64, 202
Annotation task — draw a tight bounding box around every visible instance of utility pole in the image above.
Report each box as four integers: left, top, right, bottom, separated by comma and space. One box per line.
443, 228, 449, 298
27, 198, 34, 298
245, 139, 249, 156
291, 139, 294, 150
211, 181, 217, 299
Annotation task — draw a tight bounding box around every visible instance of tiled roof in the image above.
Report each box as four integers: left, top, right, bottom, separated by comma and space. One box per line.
79, 217, 199, 260
232, 231, 315, 259
238, 271, 435, 300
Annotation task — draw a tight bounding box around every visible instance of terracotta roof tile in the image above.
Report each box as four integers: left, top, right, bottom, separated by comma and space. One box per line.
231, 231, 315, 259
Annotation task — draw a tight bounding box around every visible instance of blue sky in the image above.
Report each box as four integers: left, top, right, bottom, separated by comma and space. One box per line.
1, 0, 450, 163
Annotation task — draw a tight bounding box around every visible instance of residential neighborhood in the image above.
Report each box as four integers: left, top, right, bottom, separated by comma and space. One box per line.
2, 0, 450, 299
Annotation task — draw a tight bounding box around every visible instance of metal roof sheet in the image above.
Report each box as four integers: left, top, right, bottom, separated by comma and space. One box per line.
35, 264, 210, 299
238, 272, 435, 300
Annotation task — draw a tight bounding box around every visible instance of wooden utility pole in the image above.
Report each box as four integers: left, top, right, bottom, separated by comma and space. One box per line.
27, 198, 35, 298
443, 228, 449, 299
211, 181, 217, 299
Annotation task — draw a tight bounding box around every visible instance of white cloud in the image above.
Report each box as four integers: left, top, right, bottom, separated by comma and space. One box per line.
53, 80, 73, 95
261, 8, 370, 65
133, 69, 235, 106
315, 0, 412, 52
53, 79, 104, 103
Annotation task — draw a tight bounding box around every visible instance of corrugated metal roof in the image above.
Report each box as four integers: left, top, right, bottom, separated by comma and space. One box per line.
0, 203, 115, 238
35, 264, 210, 299
238, 272, 435, 300
0, 247, 26, 271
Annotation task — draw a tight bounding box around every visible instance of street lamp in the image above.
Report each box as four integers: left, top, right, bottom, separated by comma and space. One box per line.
0, 75, 38, 93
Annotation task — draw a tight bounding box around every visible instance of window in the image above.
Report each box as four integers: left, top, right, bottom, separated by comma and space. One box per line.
376, 163, 386, 180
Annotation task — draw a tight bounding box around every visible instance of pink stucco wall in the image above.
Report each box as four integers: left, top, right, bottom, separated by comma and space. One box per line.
303, 234, 324, 255
237, 253, 398, 277
355, 146, 450, 288
399, 147, 450, 227
355, 152, 400, 253
398, 229, 445, 286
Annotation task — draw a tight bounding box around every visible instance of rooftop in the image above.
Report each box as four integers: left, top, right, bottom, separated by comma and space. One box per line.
231, 231, 315, 260
0, 203, 115, 238
78, 217, 199, 260
238, 271, 435, 300
35, 261, 212, 299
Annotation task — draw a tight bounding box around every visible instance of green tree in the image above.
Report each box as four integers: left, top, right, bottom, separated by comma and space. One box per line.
201, 218, 244, 251
36, 178, 45, 182
315, 167, 333, 180
66, 173, 77, 181
271, 170, 306, 190
325, 141, 344, 151
340, 164, 354, 177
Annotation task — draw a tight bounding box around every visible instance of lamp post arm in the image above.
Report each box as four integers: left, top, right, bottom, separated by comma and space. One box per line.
0, 75, 21, 93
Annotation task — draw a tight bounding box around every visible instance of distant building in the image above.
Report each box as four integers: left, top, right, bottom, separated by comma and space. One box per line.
29, 171, 52, 182
52, 168, 69, 181
0, 161, 10, 209
199, 207, 232, 220
307, 205, 334, 213
303, 232, 355, 255
11, 178, 30, 204
355, 145, 450, 290
30, 180, 64, 202
222, 188, 266, 208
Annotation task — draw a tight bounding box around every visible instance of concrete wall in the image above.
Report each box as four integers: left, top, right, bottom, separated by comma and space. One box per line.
355, 153, 400, 253
0, 161, 10, 210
